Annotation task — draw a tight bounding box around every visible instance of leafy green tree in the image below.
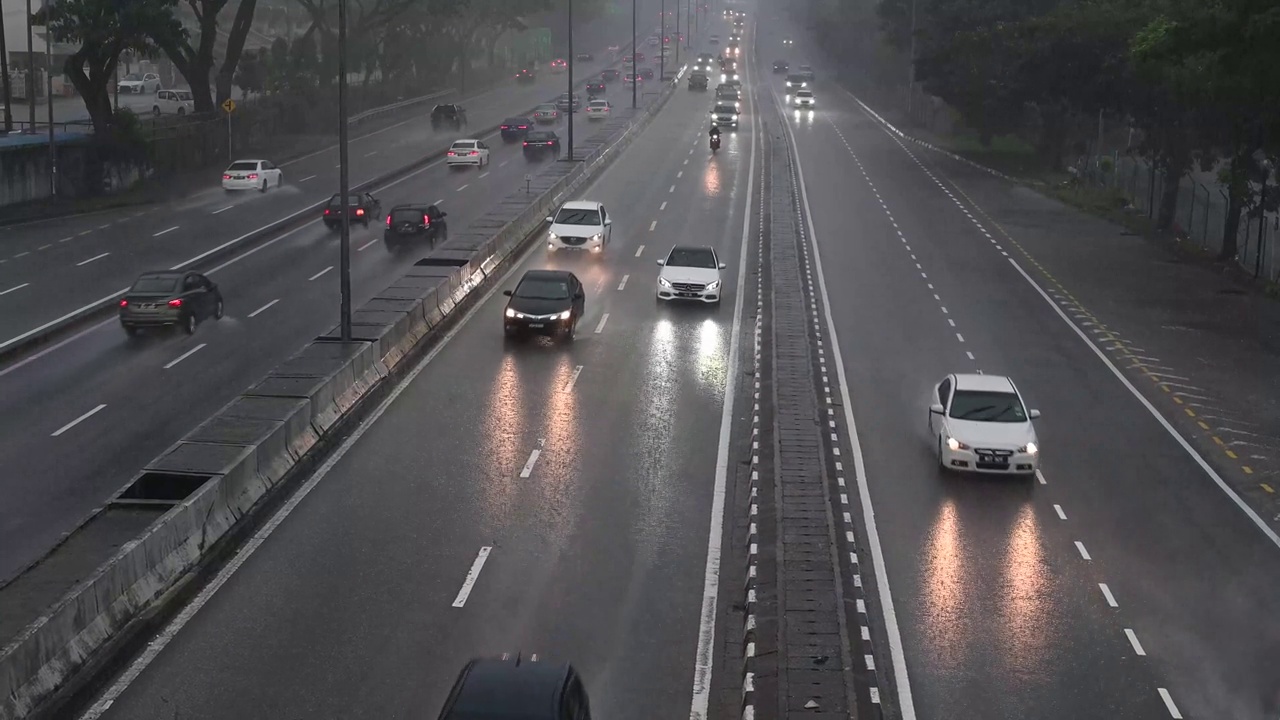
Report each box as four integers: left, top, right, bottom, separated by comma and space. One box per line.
234, 47, 267, 94
151, 0, 260, 113
41, 0, 183, 134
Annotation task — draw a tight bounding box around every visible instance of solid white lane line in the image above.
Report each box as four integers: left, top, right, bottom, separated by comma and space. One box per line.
52, 403, 107, 437
365, 150, 378, 157
1158, 689, 1183, 718
357, 238, 379, 251
618, 274, 629, 290
779, 88, 918, 720
594, 313, 609, 333
247, 299, 280, 318
649, 220, 657, 231
1099, 583, 1118, 607
0, 283, 29, 296
164, 343, 207, 370
451, 547, 492, 607
76, 252, 109, 266
211, 206, 233, 214
1125, 629, 1147, 656
1008, 257, 1280, 550
660, 201, 667, 210
1075, 541, 1092, 560
519, 448, 542, 478
309, 266, 333, 281
688, 67, 756, 720
635, 244, 645, 257
299, 174, 316, 182
1053, 504, 1067, 520
457, 183, 470, 191
564, 365, 584, 391
479, 171, 490, 178
153, 225, 179, 237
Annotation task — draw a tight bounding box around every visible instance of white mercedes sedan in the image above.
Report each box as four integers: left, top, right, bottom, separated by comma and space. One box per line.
929, 373, 1041, 476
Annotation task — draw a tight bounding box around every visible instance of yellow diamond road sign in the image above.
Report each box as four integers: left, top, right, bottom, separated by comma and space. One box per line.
221, 99, 236, 114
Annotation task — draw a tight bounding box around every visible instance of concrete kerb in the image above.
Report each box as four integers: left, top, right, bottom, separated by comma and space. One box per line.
0, 43, 644, 368
0, 45, 671, 720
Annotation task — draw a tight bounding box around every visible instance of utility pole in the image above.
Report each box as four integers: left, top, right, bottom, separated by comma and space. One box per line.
674, 0, 680, 68
659, 0, 665, 82
337, 0, 352, 340
566, 0, 574, 161
906, 0, 916, 123
631, 0, 637, 109
0, 6, 12, 132
44, 6, 55, 195
25, 0, 36, 132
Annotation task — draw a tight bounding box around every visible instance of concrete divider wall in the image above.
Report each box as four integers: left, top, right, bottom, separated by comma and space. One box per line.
0, 63, 684, 720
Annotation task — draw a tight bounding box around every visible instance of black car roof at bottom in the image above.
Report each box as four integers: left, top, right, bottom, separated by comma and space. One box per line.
520, 269, 572, 281
525, 131, 557, 141
440, 658, 575, 720
503, 117, 532, 125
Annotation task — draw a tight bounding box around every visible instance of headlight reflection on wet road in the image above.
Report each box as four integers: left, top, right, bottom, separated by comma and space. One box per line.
479, 354, 526, 527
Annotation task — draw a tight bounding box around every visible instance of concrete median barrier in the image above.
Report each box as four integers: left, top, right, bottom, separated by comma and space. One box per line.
0, 56, 683, 720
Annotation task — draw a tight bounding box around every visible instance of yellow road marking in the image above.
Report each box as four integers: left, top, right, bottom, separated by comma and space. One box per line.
1262, 482, 1273, 492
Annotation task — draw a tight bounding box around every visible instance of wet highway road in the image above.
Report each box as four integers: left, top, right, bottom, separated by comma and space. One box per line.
754, 10, 1280, 720
82, 38, 757, 720
0, 75, 671, 584
0, 42, 642, 350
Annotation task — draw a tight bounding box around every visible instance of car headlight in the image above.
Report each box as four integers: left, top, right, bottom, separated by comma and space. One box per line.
658, 277, 673, 288
946, 437, 970, 451
705, 280, 721, 291
1019, 442, 1039, 455
558, 310, 572, 320
591, 233, 603, 242
505, 308, 516, 318
548, 231, 558, 240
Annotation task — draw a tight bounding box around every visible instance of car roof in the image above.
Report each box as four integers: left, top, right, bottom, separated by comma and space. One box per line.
442, 658, 571, 720
451, 138, 480, 144
503, 116, 531, 122
560, 200, 601, 210
136, 271, 184, 281
228, 158, 264, 164
669, 244, 715, 253
521, 269, 574, 282
952, 373, 1016, 392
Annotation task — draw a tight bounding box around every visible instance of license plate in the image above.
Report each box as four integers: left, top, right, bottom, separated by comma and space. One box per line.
979, 454, 1008, 465
527, 323, 544, 328
677, 292, 699, 298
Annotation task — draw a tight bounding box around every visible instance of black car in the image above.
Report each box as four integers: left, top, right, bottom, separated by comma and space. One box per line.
119, 271, 223, 336
688, 72, 709, 90
576, 52, 594, 61
514, 68, 536, 84
773, 60, 789, 73
639, 67, 654, 80
323, 192, 382, 229
439, 657, 592, 720
600, 68, 620, 82
503, 270, 585, 341
585, 81, 606, 95
383, 204, 447, 247
555, 92, 582, 112
430, 103, 467, 131
500, 116, 533, 142
523, 130, 561, 160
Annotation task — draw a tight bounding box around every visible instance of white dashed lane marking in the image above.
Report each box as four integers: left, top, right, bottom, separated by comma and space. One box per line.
76, 252, 109, 266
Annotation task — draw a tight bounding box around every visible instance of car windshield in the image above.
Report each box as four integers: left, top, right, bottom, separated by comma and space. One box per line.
131, 276, 180, 293
516, 278, 571, 300
174, 91, 192, 100
123, 73, 141, 81
226, 161, 257, 171
797, 91, 813, 98
667, 248, 717, 268
329, 194, 362, 206
502, 118, 527, 126
949, 390, 1028, 422
536, 104, 556, 112
554, 208, 602, 225
787, 75, 805, 83
715, 105, 736, 114
452, 141, 476, 149
390, 208, 424, 224
526, 132, 554, 142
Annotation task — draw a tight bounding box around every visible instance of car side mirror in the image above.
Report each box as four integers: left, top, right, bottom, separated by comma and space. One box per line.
604, 219, 612, 226
545, 216, 554, 223
1029, 409, 1041, 419
656, 259, 665, 266
575, 291, 584, 299
929, 404, 944, 415
719, 262, 726, 269
502, 290, 513, 296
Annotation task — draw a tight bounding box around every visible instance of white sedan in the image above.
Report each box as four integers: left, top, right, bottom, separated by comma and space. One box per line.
118, 72, 161, 94
221, 159, 283, 192
446, 139, 491, 168
928, 373, 1041, 476
585, 99, 611, 120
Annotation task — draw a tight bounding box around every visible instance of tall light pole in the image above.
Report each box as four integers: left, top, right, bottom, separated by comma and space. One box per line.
906, 0, 916, 122
674, 0, 680, 68
631, 0, 636, 109
566, 0, 574, 162
0, 7, 13, 132
337, 0, 352, 340
685, 0, 691, 50
25, 0, 35, 132
659, 0, 665, 83
44, 5, 54, 195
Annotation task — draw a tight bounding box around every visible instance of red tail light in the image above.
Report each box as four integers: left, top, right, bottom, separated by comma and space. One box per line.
222, 174, 231, 180
168, 299, 183, 307
447, 151, 456, 156
119, 299, 128, 307
469, 151, 478, 156
386, 215, 392, 227
423, 215, 431, 225
247, 173, 258, 179
501, 125, 510, 129
523, 141, 528, 146
518, 125, 527, 129
324, 208, 331, 215
356, 208, 365, 216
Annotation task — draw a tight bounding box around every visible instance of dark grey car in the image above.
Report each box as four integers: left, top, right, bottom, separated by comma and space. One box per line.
438, 656, 592, 720
119, 271, 223, 336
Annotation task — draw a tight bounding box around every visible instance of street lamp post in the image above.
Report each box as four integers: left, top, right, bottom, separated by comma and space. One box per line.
659, 0, 665, 83
566, 0, 573, 162
906, 0, 917, 123
674, 0, 680, 68
25, 0, 35, 132
0, 8, 12, 132
337, 0, 352, 340
45, 8, 55, 195
631, 0, 637, 109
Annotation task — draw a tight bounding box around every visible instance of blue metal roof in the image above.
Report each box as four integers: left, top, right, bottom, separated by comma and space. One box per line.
0, 129, 91, 149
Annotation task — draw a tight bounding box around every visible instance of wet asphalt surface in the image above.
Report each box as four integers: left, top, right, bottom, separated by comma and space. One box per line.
86, 44, 758, 720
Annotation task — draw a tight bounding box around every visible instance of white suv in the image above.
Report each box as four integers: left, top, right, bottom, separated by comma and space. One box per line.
656, 245, 725, 304
546, 201, 612, 253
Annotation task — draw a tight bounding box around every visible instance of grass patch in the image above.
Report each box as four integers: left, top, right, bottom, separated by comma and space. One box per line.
935, 131, 1051, 179
1047, 182, 1155, 237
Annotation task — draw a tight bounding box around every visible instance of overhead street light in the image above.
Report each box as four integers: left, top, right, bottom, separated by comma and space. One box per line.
566, 0, 574, 162
337, 0, 352, 340
631, 0, 637, 110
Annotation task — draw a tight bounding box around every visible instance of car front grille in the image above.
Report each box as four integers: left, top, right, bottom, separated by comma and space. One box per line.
673, 282, 706, 292
559, 236, 587, 246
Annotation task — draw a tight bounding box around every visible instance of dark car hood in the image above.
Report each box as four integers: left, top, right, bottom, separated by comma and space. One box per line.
507, 297, 571, 316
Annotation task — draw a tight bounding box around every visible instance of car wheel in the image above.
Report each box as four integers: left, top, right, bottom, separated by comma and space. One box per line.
277, 174, 284, 187
123, 325, 138, 338
259, 179, 267, 193
214, 297, 225, 320
565, 319, 577, 342
153, 106, 161, 116
177, 107, 185, 116
182, 313, 197, 335
936, 437, 950, 473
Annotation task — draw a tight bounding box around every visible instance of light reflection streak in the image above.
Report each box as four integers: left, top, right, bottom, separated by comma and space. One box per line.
478, 354, 524, 527
702, 158, 722, 196
626, 318, 682, 556
537, 354, 581, 539
695, 317, 727, 390
921, 500, 969, 675
998, 504, 1050, 674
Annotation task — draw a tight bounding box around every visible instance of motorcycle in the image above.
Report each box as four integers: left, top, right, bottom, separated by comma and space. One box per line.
710, 134, 721, 152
